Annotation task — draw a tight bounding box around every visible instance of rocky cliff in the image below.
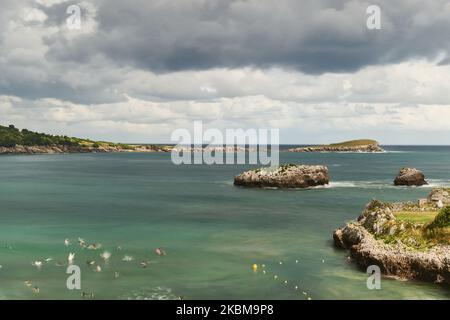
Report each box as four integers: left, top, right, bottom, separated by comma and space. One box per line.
234, 164, 329, 188
333, 191, 450, 286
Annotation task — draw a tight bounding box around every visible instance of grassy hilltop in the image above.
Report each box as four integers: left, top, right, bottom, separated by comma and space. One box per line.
322, 139, 379, 147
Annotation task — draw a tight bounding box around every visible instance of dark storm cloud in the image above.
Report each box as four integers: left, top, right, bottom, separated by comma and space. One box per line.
41, 0, 450, 74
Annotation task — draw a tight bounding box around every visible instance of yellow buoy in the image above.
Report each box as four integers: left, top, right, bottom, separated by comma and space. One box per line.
252, 264, 258, 272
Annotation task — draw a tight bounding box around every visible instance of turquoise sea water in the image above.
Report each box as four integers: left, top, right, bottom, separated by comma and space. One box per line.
0, 146, 450, 300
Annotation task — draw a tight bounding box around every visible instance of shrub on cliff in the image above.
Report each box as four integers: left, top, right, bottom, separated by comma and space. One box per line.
428, 206, 450, 229
0, 124, 81, 147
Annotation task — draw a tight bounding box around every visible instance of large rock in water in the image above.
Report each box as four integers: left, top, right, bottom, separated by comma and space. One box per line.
234, 164, 329, 188
394, 167, 428, 186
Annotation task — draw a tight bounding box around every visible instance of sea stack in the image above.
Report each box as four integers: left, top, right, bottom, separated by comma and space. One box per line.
234, 164, 329, 188
394, 167, 428, 186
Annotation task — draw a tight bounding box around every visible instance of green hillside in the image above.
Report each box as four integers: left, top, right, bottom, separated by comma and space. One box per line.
0, 124, 127, 149
325, 139, 379, 147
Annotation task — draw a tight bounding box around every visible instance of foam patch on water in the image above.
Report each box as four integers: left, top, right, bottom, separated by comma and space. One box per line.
120, 286, 179, 300
328, 179, 450, 189
219, 179, 450, 190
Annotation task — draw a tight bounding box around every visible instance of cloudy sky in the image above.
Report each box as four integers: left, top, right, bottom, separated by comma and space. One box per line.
1, 0, 450, 144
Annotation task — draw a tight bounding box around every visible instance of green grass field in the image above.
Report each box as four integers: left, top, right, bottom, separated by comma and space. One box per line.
394, 211, 438, 224
326, 139, 379, 147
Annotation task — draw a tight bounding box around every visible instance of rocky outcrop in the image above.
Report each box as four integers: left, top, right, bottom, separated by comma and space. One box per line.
428, 188, 450, 208
0, 144, 171, 155
234, 164, 329, 188
333, 197, 450, 285
335, 223, 450, 284
288, 143, 383, 153
394, 167, 428, 186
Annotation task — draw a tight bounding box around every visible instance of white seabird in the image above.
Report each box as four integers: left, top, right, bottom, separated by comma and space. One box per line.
68, 252, 75, 264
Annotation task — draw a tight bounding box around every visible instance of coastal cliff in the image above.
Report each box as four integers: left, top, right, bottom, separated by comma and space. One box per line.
0, 124, 171, 154
288, 139, 384, 153
234, 164, 329, 188
333, 189, 450, 285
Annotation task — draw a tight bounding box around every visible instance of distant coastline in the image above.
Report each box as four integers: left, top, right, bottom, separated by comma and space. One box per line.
287, 139, 384, 153
0, 124, 172, 155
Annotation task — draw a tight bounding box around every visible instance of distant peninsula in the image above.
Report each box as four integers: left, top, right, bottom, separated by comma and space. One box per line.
288, 139, 384, 153
0, 124, 171, 154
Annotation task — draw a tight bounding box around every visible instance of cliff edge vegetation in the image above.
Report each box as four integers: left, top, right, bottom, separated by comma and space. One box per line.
333, 188, 450, 285
0, 124, 171, 154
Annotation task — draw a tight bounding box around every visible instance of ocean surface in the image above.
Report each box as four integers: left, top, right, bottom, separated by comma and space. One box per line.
0, 146, 450, 300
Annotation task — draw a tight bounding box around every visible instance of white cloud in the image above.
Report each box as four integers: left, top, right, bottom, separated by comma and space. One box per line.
1, 1, 450, 145
1, 93, 450, 144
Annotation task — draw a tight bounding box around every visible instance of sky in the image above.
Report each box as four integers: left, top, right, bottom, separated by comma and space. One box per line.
1, 0, 450, 144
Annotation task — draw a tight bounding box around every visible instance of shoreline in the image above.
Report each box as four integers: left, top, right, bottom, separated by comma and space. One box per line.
0, 145, 172, 155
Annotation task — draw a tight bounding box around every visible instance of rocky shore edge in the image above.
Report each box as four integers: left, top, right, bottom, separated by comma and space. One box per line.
288, 143, 383, 153
0, 144, 172, 155
333, 189, 450, 285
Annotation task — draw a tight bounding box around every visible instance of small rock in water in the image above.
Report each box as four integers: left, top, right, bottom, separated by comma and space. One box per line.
393, 167, 428, 186
32, 287, 40, 294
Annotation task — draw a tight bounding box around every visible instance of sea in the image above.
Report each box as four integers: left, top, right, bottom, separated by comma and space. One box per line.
0, 146, 449, 299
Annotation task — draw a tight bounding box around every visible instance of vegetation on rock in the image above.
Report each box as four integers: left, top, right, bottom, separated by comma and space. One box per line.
0, 124, 172, 153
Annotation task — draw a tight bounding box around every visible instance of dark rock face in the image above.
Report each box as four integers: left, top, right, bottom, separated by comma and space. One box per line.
234, 164, 329, 188
394, 168, 428, 186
